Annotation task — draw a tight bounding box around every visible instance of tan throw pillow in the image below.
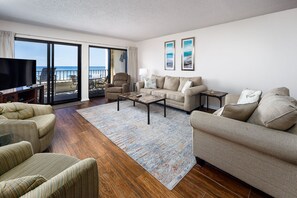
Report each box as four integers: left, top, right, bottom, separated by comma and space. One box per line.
237, 89, 262, 104
261, 87, 290, 102
220, 102, 258, 121
163, 76, 180, 91
0, 175, 46, 198
248, 95, 297, 130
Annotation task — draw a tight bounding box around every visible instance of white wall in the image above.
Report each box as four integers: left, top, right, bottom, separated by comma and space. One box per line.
137, 8, 297, 109
0, 20, 135, 101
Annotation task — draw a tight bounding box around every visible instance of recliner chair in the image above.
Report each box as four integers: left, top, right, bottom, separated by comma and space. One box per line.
105, 72, 130, 101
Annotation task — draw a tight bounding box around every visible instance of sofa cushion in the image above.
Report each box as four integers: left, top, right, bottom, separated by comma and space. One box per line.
144, 78, 157, 89
167, 92, 185, 103
0, 153, 79, 181
151, 90, 166, 98
163, 76, 180, 91
140, 88, 154, 95
178, 77, 202, 91
248, 95, 297, 130
219, 102, 258, 122
152, 75, 165, 89
0, 103, 34, 120
181, 80, 192, 94
288, 124, 297, 135
26, 114, 56, 138
237, 89, 262, 104
0, 175, 46, 198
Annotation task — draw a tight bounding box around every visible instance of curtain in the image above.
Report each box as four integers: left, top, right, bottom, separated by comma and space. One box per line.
0, 31, 15, 58
128, 47, 138, 91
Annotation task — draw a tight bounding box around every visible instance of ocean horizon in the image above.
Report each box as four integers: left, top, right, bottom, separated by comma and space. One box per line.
36, 66, 106, 71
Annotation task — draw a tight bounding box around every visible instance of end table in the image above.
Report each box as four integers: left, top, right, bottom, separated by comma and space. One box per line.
200, 90, 228, 110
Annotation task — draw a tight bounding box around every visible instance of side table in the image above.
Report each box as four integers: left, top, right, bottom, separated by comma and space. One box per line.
200, 90, 228, 110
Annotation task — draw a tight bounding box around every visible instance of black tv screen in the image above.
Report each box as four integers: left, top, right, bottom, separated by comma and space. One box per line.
0, 58, 36, 91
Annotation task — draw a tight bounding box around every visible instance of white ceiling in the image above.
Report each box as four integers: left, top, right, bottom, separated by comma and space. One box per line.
0, 0, 297, 41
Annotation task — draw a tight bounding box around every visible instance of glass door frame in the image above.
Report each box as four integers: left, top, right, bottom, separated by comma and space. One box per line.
88, 45, 127, 98
15, 37, 82, 105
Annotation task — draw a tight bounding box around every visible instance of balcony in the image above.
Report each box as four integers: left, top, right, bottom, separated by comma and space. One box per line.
37, 69, 108, 101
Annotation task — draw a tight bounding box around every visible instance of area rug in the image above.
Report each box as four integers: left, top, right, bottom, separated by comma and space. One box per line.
77, 101, 196, 190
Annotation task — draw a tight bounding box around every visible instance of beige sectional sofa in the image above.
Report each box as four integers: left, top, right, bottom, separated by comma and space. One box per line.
0, 141, 98, 198
136, 75, 207, 112
190, 87, 297, 197
0, 102, 55, 153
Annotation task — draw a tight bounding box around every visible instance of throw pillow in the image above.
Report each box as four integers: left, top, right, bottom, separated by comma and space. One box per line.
144, 78, 157, 89
219, 102, 258, 122
151, 75, 165, 89
163, 76, 180, 91
181, 80, 192, 94
248, 95, 297, 130
237, 89, 262, 104
261, 87, 290, 102
0, 175, 46, 198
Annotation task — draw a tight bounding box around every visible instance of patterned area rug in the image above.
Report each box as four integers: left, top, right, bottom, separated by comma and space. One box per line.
77, 101, 196, 190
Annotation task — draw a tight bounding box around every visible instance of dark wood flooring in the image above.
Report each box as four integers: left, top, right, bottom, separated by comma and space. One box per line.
49, 97, 271, 198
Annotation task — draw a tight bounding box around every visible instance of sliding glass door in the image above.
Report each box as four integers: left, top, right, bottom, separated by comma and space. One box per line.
89, 46, 127, 98
15, 38, 81, 104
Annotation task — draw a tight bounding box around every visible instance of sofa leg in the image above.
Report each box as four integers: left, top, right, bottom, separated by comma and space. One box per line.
196, 157, 205, 166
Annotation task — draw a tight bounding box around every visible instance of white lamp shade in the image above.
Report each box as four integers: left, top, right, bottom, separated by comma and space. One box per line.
139, 68, 148, 76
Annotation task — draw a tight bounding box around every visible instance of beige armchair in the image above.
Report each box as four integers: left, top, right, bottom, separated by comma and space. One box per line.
0, 141, 98, 198
0, 102, 55, 153
105, 72, 130, 101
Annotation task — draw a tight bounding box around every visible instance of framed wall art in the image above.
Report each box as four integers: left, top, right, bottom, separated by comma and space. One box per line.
164, 40, 175, 70
181, 37, 195, 71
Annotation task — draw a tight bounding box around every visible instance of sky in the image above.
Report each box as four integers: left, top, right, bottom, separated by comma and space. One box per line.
15, 40, 107, 67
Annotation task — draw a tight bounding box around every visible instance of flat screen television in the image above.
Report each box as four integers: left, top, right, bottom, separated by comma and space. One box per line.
0, 58, 36, 91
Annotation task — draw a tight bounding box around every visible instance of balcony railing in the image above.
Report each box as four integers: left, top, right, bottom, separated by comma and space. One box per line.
36, 69, 108, 82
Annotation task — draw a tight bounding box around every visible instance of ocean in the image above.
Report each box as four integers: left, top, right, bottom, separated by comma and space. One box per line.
36, 66, 106, 72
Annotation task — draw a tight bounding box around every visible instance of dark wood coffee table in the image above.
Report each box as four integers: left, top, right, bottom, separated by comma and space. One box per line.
117, 92, 166, 125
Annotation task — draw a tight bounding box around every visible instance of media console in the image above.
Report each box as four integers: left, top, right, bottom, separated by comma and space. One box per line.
0, 85, 44, 104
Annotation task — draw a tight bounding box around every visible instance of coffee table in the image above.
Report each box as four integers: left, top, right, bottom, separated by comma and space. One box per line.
117, 92, 166, 125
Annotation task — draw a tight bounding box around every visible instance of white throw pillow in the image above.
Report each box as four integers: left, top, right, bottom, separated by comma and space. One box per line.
181, 80, 192, 94
144, 78, 157, 89
237, 89, 262, 104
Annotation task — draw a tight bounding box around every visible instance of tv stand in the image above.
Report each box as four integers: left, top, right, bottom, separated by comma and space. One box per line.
0, 85, 44, 104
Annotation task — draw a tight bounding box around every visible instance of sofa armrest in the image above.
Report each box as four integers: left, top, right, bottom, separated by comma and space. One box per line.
0, 120, 40, 153
29, 104, 54, 116
122, 83, 130, 93
105, 83, 114, 89
190, 111, 297, 165
0, 141, 33, 175
185, 85, 207, 96
225, 94, 240, 105
21, 158, 99, 198
136, 81, 144, 92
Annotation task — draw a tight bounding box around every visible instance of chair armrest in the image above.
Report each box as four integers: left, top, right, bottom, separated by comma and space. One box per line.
29, 104, 54, 116
122, 83, 130, 93
0, 141, 33, 175
190, 111, 297, 165
21, 158, 99, 198
225, 94, 240, 105
136, 81, 144, 92
0, 120, 40, 153
184, 85, 207, 96
105, 83, 114, 89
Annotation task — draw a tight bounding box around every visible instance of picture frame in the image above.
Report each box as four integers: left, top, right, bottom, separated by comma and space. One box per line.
181, 37, 195, 71
164, 40, 175, 70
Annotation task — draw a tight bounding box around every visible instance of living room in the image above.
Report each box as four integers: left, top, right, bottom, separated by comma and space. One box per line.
0, 1, 297, 197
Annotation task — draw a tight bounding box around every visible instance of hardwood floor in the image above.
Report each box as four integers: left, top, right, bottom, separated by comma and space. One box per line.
49, 97, 271, 198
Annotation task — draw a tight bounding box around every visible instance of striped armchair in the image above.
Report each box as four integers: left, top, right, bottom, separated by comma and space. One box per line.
0, 141, 99, 198
0, 102, 55, 153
